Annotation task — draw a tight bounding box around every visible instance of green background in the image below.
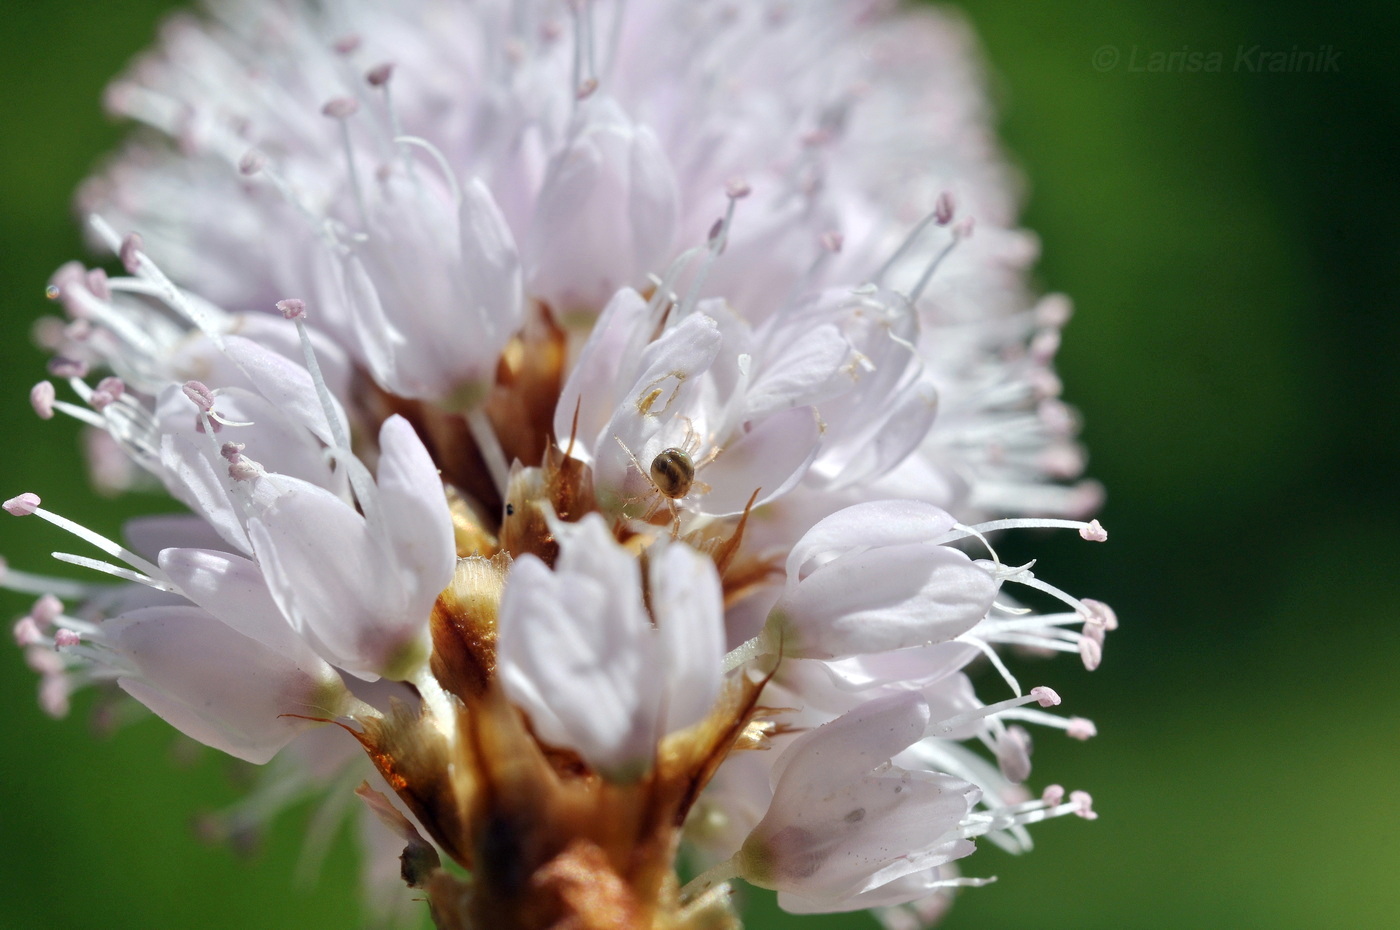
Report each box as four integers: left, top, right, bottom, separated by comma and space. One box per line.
2, 1, 1396, 927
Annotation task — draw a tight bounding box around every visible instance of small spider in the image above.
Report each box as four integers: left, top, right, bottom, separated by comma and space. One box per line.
614, 418, 716, 530
648, 446, 696, 499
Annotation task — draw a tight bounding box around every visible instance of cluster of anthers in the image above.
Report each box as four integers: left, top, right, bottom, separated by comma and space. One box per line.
5, 2, 1112, 928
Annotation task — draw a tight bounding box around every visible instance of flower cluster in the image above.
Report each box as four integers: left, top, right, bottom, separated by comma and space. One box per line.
6, 1, 1111, 927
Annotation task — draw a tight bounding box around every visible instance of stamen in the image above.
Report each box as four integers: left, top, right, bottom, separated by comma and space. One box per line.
934, 190, 956, 225
1080, 597, 1118, 630
955, 634, 1022, 696
238, 150, 267, 176
29, 382, 55, 420
678, 180, 749, 317
569, 0, 599, 99
31, 594, 62, 626
84, 267, 110, 300
13, 617, 43, 647
926, 686, 1060, 737
366, 65, 415, 181
958, 786, 1097, 839
722, 630, 771, 673
0, 560, 92, 600
951, 521, 1001, 564
89, 215, 227, 348
365, 63, 394, 87
276, 300, 376, 513
998, 707, 1097, 741
49, 553, 174, 590
4, 493, 40, 516
44, 400, 105, 431
180, 380, 251, 428
278, 299, 349, 454
322, 97, 370, 229
3, 493, 171, 589
392, 137, 462, 206
465, 409, 511, 500
1066, 717, 1097, 739
1079, 519, 1108, 542
224, 443, 265, 483
996, 724, 1032, 783
1078, 636, 1102, 671
90, 377, 125, 411
679, 855, 742, 903
872, 206, 941, 285
933, 517, 1107, 547
119, 232, 144, 275
644, 244, 707, 319
993, 564, 1097, 627
47, 357, 88, 379
907, 221, 970, 304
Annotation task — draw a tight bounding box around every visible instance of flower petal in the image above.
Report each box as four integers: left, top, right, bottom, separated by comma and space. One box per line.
106, 605, 348, 764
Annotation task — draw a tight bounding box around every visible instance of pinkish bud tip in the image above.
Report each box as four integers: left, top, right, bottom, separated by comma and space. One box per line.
1066, 717, 1098, 740
1036, 293, 1073, 328
725, 178, 752, 199
1070, 790, 1098, 820
1031, 686, 1061, 708
820, 230, 844, 253
1041, 784, 1065, 806
32, 594, 62, 624
333, 34, 362, 55
1081, 597, 1118, 630
220, 441, 246, 462
366, 62, 394, 86
119, 232, 145, 275
4, 493, 42, 516
53, 629, 81, 648
1079, 519, 1108, 542
182, 380, 216, 411
276, 298, 306, 320
575, 77, 599, 100
29, 382, 55, 420
86, 268, 111, 301
47, 357, 88, 379
96, 377, 125, 402
322, 96, 360, 119
934, 191, 955, 225
1078, 636, 1103, 672
13, 617, 43, 647
238, 150, 267, 175
228, 459, 261, 482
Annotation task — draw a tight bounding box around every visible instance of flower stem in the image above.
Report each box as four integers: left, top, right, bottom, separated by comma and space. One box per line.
680, 856, 741, 903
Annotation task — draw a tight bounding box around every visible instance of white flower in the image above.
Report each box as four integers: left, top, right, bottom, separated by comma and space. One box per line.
6, 2, 1114, 928
497, 514, 724, 780
735, 692, 978, 906
246, 414, 457, 679
760, 500, 1000, 661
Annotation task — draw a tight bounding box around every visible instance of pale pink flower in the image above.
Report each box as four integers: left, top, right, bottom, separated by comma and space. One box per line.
6, 1, 1114, 927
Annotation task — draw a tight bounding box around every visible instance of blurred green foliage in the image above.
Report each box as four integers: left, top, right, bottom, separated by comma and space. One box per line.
1, 1, 1396, 928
